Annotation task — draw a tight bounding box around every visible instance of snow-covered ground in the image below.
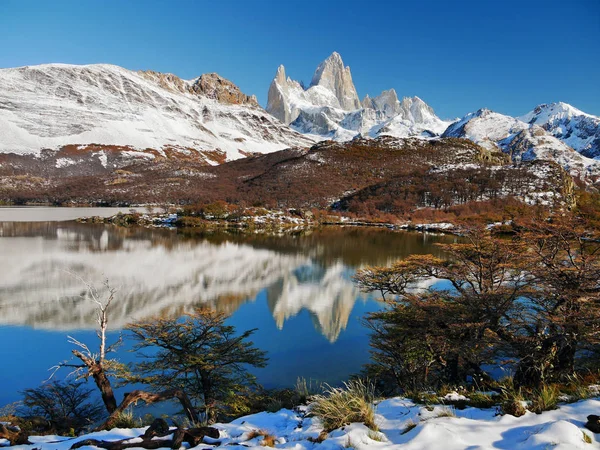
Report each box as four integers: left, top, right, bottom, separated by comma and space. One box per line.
6, 397, 599, 449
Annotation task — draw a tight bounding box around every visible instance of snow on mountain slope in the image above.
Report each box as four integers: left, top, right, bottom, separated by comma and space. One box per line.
0, 64, 313, 160
266, 52, 450, 141
370, 95, 451, 138
443, 108, 600, 178
519, 102, 600, 159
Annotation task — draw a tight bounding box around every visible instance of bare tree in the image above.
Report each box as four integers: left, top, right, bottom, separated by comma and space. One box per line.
50, 274, 200, 430
50, 277, 123, 414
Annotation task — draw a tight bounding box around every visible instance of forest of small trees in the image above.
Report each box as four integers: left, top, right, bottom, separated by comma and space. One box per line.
354, 215, 600, 397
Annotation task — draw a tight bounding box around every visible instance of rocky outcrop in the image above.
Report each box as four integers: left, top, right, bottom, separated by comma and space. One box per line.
139, 70, 259, 106
191, 73, 259, 106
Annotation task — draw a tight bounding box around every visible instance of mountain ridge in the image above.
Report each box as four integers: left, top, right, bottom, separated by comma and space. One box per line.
1, 55, 600, 187
0, 63, 313, 161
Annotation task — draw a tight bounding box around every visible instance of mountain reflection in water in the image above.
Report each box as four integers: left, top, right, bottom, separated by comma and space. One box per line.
0, 222, 456, 341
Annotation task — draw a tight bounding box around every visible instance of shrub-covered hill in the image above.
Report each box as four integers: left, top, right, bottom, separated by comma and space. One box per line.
0, 137, 582, 211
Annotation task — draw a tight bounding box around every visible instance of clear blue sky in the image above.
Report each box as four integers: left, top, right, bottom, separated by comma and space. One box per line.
1, 0, 598, 119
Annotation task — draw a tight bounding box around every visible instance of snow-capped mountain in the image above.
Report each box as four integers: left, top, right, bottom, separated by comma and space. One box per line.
443, 108, 600, 178
519, 102, 600, 159
0, 64, 313, 161
266, 52, 450, 141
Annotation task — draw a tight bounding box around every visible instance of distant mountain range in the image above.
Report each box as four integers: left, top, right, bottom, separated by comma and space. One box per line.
266, 52, 600, 180
267, 52, 451, 141
0, 52, 599, 182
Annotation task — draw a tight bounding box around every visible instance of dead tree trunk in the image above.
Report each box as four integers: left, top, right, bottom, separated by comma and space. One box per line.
71, 427, 219, 450
72, 350, 118, 413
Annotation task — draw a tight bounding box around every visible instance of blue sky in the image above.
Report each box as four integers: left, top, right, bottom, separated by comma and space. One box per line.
1, 0, 598, 119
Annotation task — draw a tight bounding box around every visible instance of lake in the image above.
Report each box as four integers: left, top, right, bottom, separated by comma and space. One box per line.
0, 208, 458, 408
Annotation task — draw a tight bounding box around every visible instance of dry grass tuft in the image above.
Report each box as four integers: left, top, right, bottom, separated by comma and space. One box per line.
246, 429, 277, 447
401, 419, 418, 435
310, 379, 377, 432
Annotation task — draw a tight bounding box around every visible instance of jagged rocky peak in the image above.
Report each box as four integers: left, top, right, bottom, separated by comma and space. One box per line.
274, 64, 287, 85
267, 64, 302, 124
266, 53, 449, 140
191, 73, 259, 106
400, 96, 435, 118
372, 89, 401, 117
266, 52, 363, 125
309, 52, 361, 111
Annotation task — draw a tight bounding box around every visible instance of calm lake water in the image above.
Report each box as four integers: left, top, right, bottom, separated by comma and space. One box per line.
0, 208, 458, 408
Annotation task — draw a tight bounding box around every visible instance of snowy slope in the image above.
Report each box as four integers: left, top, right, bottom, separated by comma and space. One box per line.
443, 108, 600, 178
519, 102, 600, 159
10, 397, 600, 449
266, 53, 451, 141
0, 64, 313, 160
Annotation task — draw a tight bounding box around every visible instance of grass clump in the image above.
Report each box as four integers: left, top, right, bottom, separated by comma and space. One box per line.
295, 377, 320, 405
433, 406, 456, 418
583, 431, 593, 444
109, 409, 138, 429
530, 384, 560, 414
310, 379, 377, 432
559, 374, 598, 402
367, 429, 386, 442
499, 383, 527, 417
467, 392, 497, 409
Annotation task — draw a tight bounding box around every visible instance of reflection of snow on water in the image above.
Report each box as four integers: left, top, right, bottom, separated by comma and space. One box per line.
0, 223, 380, 345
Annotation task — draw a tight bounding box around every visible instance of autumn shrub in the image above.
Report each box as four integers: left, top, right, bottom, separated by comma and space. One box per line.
127, 309, 268, 424
246, 429, 276, 447
356, 221, 600, 392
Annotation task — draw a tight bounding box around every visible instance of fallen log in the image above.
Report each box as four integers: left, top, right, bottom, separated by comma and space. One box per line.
70, 426, 219, 450
71, 438, 171, 450
0, 423, 32, 446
